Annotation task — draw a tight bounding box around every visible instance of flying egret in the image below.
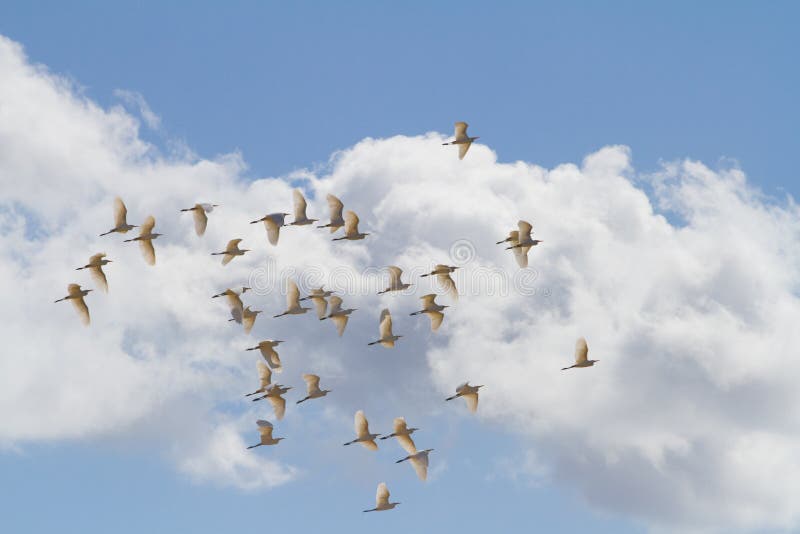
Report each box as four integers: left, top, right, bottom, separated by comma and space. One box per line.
123, 215, 162, 266
250, 212, 289, 246
296, 374, 331, 404
497, 230, 530, 268
506, 220, 543, 250
180, 203, 217, 236
332, 210, 368, 241
377, 266, 411, 294
253, 384, 291, 420
213, 287, 250, 322
246, 340, 285, 372
442, 121, 479, 160
561, 337, 599, 370
300, 287, 334, 319
252, 382, 292, 401
54, 283, 92, 326
320, 296, 356, 336
211, 238, 250, 265
246, 420, 284, 449
289, 190, 318, 226
343, 410, 381, 449
410, 293, 448, 331
445, 382, 483, 413
274, 279, 310, 318
75, 253, 112, 293
379, 417, 418, 454
396, 449, 434, 481
99, 197, 137, 236
244, 361, 272, 397
317, 193, 345, 233
363, 483, 400, 513
421, 264, 459, 300
367, 308, 402, 348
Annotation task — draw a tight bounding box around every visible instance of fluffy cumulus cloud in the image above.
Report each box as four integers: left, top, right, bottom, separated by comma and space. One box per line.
1, 34, 800, 531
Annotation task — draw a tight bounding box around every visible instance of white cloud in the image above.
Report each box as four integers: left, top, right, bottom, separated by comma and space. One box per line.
2, 33, 800, 532
113, 88, 162, 130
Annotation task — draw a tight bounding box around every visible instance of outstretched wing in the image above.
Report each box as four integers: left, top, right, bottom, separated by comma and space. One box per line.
355, 410, 370, 436
463, 393, 479, 413
420, 294, 437, 309
113, 197, 128, 227
387, 266, 403, 287
257, 419, 274, 441
410, 454, 430, 481
376, 483, 390, 507
331, 314, 349, 337
517, 220, 533, 241
343, 210, 360, 235
89, 265, 109, 293
311, 296, 327, 319
303, 374, 321, 393
268, 395, 287, 420
328, 296, 343, 314
438, 273, 458, 300
140, 215, 156, 235
575, 337, 589, 364
454, 121, 469, 141
140, 239, 156, 266
379, 309, 393, 339
458, 141, 472, 160
71, 297, 90, 326
427, 311, 444, 332
257, 361, 272, 389
327, 193, 344, 221
264, 218, 281, 246
193, 205, 208, 236
286, 279, 301, 308
293, 189, 308, 221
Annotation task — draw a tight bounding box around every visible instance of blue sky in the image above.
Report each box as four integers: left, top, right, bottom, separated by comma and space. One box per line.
2, 2, 800, 533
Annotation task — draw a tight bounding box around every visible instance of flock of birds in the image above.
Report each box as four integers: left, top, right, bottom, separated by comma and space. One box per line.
54, 122, 599, 512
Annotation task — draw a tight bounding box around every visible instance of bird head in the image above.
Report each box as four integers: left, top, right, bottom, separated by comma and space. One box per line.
241, 287, 251, 293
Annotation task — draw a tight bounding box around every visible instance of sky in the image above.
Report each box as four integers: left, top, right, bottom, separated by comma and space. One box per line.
1, 2, 800, 533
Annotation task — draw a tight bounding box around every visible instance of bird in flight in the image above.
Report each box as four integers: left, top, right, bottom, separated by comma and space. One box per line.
332, 210, 368, 241
363, 482, 400, 513
445, 382, 483, 413
317, 193, 345, 233
123, 215, 162, 266
497, 229, 530, 268
301, 287, 334, 319
561, 337, 599, 370
288, 190, 318, 226
180, 203, 217, 236
75, 253, 112, 293
506, 220, 542, 252
99, 197, 137, 236
211, 238, 250, 265
213, 287, 250, 322
396, 448, 435, 481
246, 420, 284, 449
421, 264, 459, 300
343, 410, 381, 450
54, 283, 92, 326
367, 308, 402, 348
245, 340, 285, 372
244, 361, 273, 397
250, 212, 289, 246
273, 279, 310, 318
296, 374, 331, 404
252, 384, 292, 420
379, 417, 418, 454
377, 266, 411, 294
320, 295, 356, 336
442, 121, 479, 160
410, 293, 448, 332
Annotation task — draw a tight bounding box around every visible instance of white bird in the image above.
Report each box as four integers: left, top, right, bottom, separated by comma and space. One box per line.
253, 384, 292, 420
123, 215, 162, 266
377, 266, 411, 294
213, 287, 250, 322
561, 337, 599, 370
250, 212, 289, 246
317, 193, 345, 233
497, 230, 529, 268
379, 417, 419, 454
363, 483, 400, 513
288, 190, 318, 226
410, 294, 448, 331
343, 410, 381, 449
332, 210, 369, 241
99, 197, 137, 236
211, 238, 250, 265
252, 382, 292, 400
421, 264, 459, 300
246, 340, 285, 372
180, 203, 217, 236
246, 420, 284, 449
274, 279, 310, 317
320, 296, 356, 336
244, 361, 272, 397
300, 287, 334, 319
506, 220, 543, 251
54, 283, 92, 326
296, 374, 331, 404
396, 449, 434, 481
241, 306, 262, 334
445, 382, 483, 413
367, 308, 402, 348
442, 121, 479, 160
75, 253, 112, 293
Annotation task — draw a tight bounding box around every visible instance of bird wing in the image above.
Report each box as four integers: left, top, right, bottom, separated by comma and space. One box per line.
257, 419, 274, 440
286, 279, 301, 309
328, 295, 343, 314
259, 343, 278, 365
257, 361, 272, 388
303, 374, 321, 394
463, 393, 479, 413
517, 220, 533, 241
242, 309, 257, 334
379, 309, 393, 339
193, 206, 208, 236
89, 265, 109, 293
67, 283, 83, 296
575, 337, 589, 364
410, 454, 429, 481
454, 121, 469, 141
456, 382, 469, 394
331, 314, 349, 336
376, 483, 390, 507
327, 193, 344, 220
71, 296, 90, 326
360, 440, 378, 451
513, 245, 529, 268
438, 273, 458, 300
293, 189, 309, 221
311, 296, 327, 319
397, 434, 417, 455
420, 293, 437, 309
393, 417, 408, 434
387, 266, 403, 287
200, 203, 216, 213
355, 410, 370, 437
227, 238, 242, 251
263, 218, 281, 246
427, 311, 444, 332
458, 141, 472, 160
88, 252, 106, 264
140, 239, 156, 266
268, 395, 287, 420
225, 292, 244, 315
343, 210, 360, 235
113, 197, 128, 227
229, 307, 243, 324
140, 215, 156, 235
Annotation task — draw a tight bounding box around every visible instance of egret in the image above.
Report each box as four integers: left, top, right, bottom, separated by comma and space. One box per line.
497, 230, 529, 268
561, 337, 599, 370
246, 420, 284, 449
506, 220, 543, 250
99, 197, 137, 236
123, 215, 162, 266
445, 382, 483, 413
273, 279, 310, 317
343, 410, 380, 449
421, 264, 459, 300
332, 210, 368, 241
296, 374, 331, 404
442, 121, 479, 160
363, 483, 400, 513
320, 296, 356, 336
252, 382, 292, 401
75, 253, 112, 293
54, 283, 92, 326
250, 212, 289, 246
180, 203, 217, 236
253, 384, 291, 420
244, 361, 272, 397
317, 193, 345, 233
379, 417, 418, 454
410, 293, 448, 331
213, 287, 250, 322
396, 449, 434, 481
246, 340, 285, 371
289, 190, 318, 226
367, 308, 402, 348
300, 287, 334, 319
211, 238, 250, 265
377, 266, 411, 294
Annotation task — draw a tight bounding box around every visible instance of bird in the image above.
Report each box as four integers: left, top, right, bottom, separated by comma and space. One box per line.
363, 483, 400, 513
252, 382, 292, 401
99, 197, 137, 236
273, 279, 310, 317
332, 210, 368, 241
123, 215, 162, 266
445, 382, 483, 413
367, 308, 402, 348
288, 190, 318, 226
210, 238, 250, 265
320, 296, 356, 336
213, 287, 250, 322
180, 203, 217, 236
241, 306, 262, 334
421, 264, 459, 300
379, 417, 419, 454
506, 220, 543, 250
317, 193, 345, 233
396, 449, 434, 481
246, 340, 285, 372
377, 266, 411, 294
442, 121, 479, 160
410, 294, 448, 331
75, 253, 112, 293
244, 361, 272, 397
343, 410, 381, 449
497, 230, 529, 268
561, 337, 599, 370
246, 420, 284, 449
252, 384, 292, 420
300, 287, 334, 319
250, 212, 289, 246
296, 374, 331, 404
54, 283, 92, 326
